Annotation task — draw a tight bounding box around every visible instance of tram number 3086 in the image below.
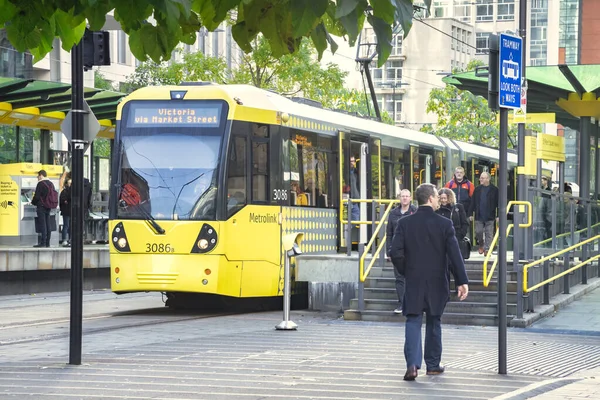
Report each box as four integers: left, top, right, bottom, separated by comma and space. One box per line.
145, 243, 175, 253
273, 189, 288, 201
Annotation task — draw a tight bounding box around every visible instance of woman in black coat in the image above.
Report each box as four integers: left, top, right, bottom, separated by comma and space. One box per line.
437, 188, 469, 259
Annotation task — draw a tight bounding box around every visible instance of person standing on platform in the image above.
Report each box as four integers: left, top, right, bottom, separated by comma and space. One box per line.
348, 155, 361, 222
390, 183, 469, 381
468, 172, 499, 254
385, 189, 417, 314
445, 167, 475, 217
60, 175, 72, 247
31, 170, 58, 248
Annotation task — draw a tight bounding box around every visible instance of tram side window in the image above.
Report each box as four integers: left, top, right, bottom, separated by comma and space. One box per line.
289, 130, 331, 208
252, 124, 269, 202
226, 136, 247, 216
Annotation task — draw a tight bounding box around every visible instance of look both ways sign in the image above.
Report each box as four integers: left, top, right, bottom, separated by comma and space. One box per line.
499, 33, 523, 109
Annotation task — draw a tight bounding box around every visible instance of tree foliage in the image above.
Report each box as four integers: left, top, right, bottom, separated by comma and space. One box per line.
0, 0, 431, 66
421, 60, 525, 147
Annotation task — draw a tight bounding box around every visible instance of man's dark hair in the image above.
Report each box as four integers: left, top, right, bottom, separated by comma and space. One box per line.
38, 170, 47, 177
415, 183, 437, 206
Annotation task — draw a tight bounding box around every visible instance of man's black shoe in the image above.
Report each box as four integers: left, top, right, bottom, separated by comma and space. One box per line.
403, 365, 418, 381
426, 365, 445, 375
33, 244, 45, 248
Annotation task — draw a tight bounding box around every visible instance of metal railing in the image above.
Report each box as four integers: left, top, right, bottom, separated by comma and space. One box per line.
482, 201, 532, 287
359, 203, 395, 282
523, 234, 600, 293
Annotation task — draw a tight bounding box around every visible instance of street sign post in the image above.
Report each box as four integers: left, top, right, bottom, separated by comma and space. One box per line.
499, 33, 523, 109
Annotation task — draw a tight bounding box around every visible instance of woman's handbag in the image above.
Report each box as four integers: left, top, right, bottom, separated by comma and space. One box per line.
459, 237, 471, 260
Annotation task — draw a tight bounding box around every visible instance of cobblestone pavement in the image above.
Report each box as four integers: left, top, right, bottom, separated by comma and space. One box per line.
1, 290, 600, 399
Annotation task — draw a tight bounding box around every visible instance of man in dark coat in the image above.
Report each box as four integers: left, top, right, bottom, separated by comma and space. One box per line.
386, 189, 417, 314
390, 183, 469, 381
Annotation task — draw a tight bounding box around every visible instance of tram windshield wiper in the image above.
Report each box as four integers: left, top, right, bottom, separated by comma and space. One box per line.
119, 186, 166, 235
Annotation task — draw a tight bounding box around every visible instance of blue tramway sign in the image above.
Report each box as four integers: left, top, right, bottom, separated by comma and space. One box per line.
498, 33, 522, 109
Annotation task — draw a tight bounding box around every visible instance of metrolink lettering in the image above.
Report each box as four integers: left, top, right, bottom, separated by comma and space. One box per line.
502, 39, 520, 50
249, 213, 278, 223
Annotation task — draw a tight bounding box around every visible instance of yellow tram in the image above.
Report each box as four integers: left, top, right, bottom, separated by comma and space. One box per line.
108, 83, 516, 306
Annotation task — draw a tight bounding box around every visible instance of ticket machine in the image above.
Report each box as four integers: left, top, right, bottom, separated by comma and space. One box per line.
0, 163, 63, 247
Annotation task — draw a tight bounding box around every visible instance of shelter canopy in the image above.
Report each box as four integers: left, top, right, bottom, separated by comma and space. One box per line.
0, 77, 125, 138
443, 64, 600, 130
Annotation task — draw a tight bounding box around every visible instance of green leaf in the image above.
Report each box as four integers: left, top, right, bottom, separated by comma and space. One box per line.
370, 0, 395, 25
231, 21, 253, 53
291, 0, 328, 37
193, 0, 220, 31
113, 0, 154, 32
367, 14, 391, 67
213, 0, 241, 24
128, 26, 148, 62
0, 0, 17, 25
339, 5, 365, 47
54, 9, 86, 50
85, 3, 112, 31
5, 15, 42, 52
326, 31, 339, 54
335, 0, 361, 18
310, 23, 328, 60
391, 0, 414, 37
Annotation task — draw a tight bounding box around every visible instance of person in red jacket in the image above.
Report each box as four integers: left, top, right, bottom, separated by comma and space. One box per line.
444, 167, 475, 217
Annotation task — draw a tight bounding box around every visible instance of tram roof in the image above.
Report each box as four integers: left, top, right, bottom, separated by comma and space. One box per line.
443, 64, 600, 130
224, 84, 448, 150
0, 77, 125, 138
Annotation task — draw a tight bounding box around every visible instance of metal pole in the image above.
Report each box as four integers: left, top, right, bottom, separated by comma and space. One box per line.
542, 259, 550, 305
379, 204, 386, 267
371, 201, 377, 256
69, 41, 84, 365
517, 0, 528, 261
498, 107, 509, 375
580, 117, 591, 201
358, 244, 365, 311
514, 207, 523, 319
275, 254, 297, 330
346, 199, 353, 256
393, 85, 396, 123
595, 122, 600, 201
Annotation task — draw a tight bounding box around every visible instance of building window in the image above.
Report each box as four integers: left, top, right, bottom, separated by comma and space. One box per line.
476, 32, 491, 54
454, 0, 472, 22
451, 26, 456, 50
117, 31, 127, 64
226, 135, 247, 216
433, 1, 446, 17
391, 35, 402, 56
476, 0, 493, 22
289, 131, 332, 208
251, 124, 269, 203
497, 0, 515, 21
386, 60, 403, 83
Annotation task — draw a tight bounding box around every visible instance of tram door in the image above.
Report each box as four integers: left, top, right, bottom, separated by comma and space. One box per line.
412, 147, 439, 191
338, 132, 378, 249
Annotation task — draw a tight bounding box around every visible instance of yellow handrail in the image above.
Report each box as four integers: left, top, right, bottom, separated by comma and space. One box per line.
534, 222, 600, 247
359, 203, 395, 282
340, 198, 398, 225
523, 234, 600, 293
482, 201, 532, 287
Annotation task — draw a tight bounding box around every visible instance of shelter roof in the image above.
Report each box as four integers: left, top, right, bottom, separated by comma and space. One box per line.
0, 77, 125, 138
443, 64, 600, 130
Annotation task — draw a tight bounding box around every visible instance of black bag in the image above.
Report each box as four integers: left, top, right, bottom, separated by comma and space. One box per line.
459, 237, 471, 260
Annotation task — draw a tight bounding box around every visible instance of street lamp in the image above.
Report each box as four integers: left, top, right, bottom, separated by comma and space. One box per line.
380, 81, 409, 123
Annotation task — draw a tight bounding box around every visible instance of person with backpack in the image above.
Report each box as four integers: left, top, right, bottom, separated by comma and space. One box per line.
31, 169, 58, 248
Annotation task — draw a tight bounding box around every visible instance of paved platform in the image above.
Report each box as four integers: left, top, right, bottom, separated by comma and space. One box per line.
0, 288, 599, 399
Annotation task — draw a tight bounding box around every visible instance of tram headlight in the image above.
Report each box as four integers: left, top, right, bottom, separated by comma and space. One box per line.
191, 223, 218, 253
111, 222, 131, 253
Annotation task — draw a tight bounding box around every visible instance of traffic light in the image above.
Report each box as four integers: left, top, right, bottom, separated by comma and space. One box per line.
83, 29, 111, 69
